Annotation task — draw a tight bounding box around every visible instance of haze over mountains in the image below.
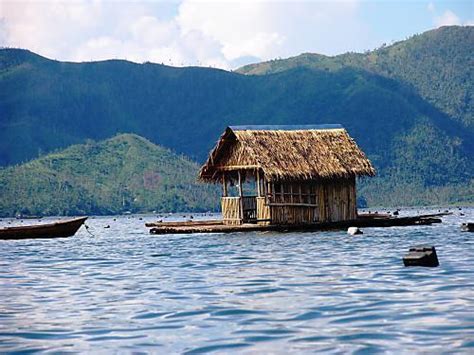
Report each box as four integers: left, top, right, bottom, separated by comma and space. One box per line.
0, 25, 473, 210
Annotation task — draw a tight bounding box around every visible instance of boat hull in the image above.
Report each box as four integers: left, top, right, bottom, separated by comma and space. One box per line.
0, 217, 88, 240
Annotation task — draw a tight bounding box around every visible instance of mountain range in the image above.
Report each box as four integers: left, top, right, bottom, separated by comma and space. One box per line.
238, 26, 473, 130
0, 25, 472, 209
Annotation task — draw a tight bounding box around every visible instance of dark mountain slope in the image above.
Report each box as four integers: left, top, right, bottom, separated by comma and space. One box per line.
1, 48, 471, 165
238, 26, 474, 129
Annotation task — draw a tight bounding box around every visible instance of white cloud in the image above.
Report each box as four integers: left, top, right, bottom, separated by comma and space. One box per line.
130, 16, 178, 46
434, 10, 461, 27
428, 5, 472, 28
0, 0, 373, 69
176, 0, 367, 62
177, 1, 285, 61
427, 2, 435, 13
1, 1, 105, 59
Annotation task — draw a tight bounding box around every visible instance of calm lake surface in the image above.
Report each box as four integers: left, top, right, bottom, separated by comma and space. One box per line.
1, 207, 473, 353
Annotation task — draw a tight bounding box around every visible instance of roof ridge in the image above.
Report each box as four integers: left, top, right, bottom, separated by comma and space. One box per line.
229, 124, 343, 131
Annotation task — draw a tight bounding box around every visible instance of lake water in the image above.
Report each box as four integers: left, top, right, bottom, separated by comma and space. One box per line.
1, 208, 473, 353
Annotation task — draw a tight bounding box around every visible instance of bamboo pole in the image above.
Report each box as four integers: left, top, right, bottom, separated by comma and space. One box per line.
271, 182, 275, 203
256, 169, 261, 197
238, 171, 243, 222
222, 174, 228, 197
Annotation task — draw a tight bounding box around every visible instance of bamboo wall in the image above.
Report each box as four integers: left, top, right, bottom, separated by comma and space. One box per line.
222, 196, 258, 225
221, 177, 357, 226
268, 177, 356, 224
221, 197, 241, 225
257, 197, 270, 225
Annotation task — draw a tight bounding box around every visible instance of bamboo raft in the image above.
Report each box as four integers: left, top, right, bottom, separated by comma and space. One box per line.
148, 212, 449, 235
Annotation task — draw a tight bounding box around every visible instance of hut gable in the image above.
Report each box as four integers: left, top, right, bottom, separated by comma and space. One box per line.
199, 124, 375, 182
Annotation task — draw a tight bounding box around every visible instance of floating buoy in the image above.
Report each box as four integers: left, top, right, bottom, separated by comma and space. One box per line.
347, 227, 363, 235
403, 246, 439, 267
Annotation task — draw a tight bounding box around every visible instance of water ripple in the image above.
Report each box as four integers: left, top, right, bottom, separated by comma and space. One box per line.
1, 209, 474, 352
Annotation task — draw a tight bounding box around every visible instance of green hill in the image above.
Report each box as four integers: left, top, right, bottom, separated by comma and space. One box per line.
238, 26, 474, 129
0, 26, 473, 207
0, 134, 219, 216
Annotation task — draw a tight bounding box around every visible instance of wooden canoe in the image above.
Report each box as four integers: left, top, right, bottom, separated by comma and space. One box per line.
0, 217, 88, 240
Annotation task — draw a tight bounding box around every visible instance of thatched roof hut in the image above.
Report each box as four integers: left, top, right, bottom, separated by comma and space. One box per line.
199, 125, 375, 225
199, 124, 375, 182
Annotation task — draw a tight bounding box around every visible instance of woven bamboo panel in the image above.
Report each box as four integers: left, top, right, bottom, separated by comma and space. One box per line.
257, 197, 271, 225
269, 178, 356, 224
221, 197, 241, 225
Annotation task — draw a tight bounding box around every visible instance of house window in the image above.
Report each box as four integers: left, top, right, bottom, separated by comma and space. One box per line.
270, 182, 318, 206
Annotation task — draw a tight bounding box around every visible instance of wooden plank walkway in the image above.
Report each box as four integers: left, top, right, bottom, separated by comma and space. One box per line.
148, 213, 449, 235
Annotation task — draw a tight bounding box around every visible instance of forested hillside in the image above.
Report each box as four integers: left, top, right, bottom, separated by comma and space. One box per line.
0, 26, 472, 207
0, 134, 219, 216
238, 26, 474, 129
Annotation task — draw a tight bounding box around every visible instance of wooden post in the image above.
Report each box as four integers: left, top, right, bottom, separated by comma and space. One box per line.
263, 176, 267, 197
222, 174, 228, 197
256, 169, 261, 197
238, 171, 244, 222
264, 178, 269, 204
238, 171, 243, 197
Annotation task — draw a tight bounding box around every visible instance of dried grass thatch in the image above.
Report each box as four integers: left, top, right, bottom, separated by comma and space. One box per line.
199, 125, 375, 182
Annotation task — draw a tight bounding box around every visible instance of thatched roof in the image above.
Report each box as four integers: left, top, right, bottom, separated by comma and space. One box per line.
199, 124, 375, 182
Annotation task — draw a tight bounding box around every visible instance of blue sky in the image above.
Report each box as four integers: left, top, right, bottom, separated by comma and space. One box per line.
1, 0, 472, 69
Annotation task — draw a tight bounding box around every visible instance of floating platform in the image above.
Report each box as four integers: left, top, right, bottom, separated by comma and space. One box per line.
147, 213, 448, 235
